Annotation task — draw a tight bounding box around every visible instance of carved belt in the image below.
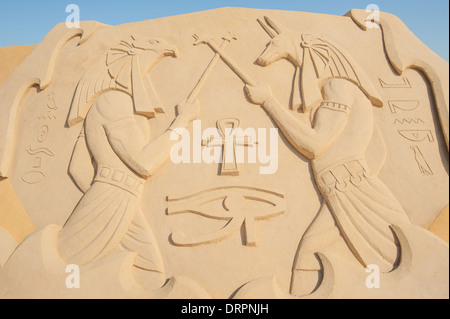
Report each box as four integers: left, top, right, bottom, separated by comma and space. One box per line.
94, 165, 145, 196
316, 158, 374, 195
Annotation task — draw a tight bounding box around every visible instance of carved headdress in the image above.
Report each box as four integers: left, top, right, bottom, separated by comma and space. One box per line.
67, 35, 177, 193
258, 17, 383, 113
67, 35, 178, 127
297, 33, 384, 112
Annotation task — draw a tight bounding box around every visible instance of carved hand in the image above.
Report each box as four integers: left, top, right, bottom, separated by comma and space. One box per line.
245, 84, 273, 106
176, 99, 200, 123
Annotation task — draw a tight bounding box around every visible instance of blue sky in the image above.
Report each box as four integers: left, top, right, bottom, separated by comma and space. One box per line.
0, 0, 448, 60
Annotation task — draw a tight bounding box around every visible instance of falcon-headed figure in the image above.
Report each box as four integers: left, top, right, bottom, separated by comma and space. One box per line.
59, 35, 199, 286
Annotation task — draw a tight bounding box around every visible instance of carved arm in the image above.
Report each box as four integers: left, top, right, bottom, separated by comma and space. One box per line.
104, 114, 191, 178
247, 79, 353, 159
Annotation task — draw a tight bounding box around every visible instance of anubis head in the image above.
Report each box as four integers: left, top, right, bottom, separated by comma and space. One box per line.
256, 17, 304, 68
256, 17, 384, 111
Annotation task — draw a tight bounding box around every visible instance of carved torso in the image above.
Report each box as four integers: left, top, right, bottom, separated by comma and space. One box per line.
84, 91, 149, 180
312, 79, 375, 173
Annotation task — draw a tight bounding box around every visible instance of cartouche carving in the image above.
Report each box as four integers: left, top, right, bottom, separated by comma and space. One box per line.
245, 17, 412, 296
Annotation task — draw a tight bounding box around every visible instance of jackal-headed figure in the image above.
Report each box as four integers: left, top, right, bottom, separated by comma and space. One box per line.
59, 35, 200, 286
245, 17, 411, 296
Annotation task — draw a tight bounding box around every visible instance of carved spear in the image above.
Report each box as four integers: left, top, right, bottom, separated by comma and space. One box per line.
193, 34, 257, 87
187, 32, 237, 103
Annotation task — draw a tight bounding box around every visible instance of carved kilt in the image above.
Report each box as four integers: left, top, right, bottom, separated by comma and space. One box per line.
58, 165, 164, 273
297, 157, 410, 272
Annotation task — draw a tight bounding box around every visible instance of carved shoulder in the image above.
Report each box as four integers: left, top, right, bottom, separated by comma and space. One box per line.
94, 91, 135, 123
321, 78, 356, 108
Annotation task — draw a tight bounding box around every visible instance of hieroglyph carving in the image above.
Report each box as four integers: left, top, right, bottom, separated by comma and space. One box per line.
398, 130, 435, 143
201, 119, 258, 176
411, 145, 433, 176
385, 85, 435, 176
394, 119, 424, 125
167, 186, 286, 246
379, 77, 412, 89
21, 93, 58, 184
388, 100, 419, 114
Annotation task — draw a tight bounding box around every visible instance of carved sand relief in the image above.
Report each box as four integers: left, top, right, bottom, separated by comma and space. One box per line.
379, 77, 412, 89
398, 129, 435, 143
20, 93, 58, 185
167, 186, 286, 247
201, 119, 258, 176
411, 145, 433, 176
388, 100, 419, 113
56, 34, 199, 284
0, 8, 447, 299
188, 32, 238, 103
247, 16, 414, 296
193, 33, 257, 86
394, 118, 424, 125
381, 76, 437, 176
38, 93, 58, 120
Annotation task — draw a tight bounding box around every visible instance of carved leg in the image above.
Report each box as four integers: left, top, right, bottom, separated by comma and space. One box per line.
290, 201, 341, 296
121, 210, 165, 288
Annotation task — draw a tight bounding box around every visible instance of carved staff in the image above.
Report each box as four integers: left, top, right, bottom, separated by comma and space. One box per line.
187, 32, 237, 103
194, 34, 257, 87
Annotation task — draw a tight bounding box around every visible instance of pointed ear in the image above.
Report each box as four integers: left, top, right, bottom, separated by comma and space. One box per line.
264, 16, 282, 34
257, 18, 277, 38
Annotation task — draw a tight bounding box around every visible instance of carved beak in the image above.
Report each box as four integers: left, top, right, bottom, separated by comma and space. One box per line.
164, 45, 179, 58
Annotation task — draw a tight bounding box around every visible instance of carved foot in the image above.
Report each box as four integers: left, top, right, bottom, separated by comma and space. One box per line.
290, 269, 323, 297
